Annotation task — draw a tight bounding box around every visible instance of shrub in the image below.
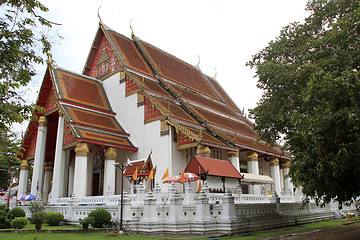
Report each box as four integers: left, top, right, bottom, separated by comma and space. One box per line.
12, 217, 28, 229
0, 209, 11, 229
45, 212, 64, 226
79, 216, 93, 230
31, 211, 46, 231
88, 208, 111, 228
8, 207, 26, 219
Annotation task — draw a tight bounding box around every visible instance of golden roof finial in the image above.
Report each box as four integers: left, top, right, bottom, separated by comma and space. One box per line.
214, 68, 217, 79
196, 55, 201, 68
130, 19, 135, 37
97, 6, 102, 23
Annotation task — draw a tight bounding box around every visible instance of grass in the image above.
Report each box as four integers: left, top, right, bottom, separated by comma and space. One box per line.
0, 218, 358, 240
225, 217, 360, 239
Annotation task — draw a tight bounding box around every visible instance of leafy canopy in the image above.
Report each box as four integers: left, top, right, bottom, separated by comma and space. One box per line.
0, 0, 55, 188
247, 0, 360, 205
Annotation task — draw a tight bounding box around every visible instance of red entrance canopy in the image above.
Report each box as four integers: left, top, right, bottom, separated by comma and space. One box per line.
185, 156, 243, 179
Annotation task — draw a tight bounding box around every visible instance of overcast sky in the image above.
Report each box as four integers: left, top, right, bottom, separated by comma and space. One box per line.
30, 0, 309, 118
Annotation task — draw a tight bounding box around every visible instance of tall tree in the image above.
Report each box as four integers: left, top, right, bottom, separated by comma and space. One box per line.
0, 0, 55, 188
247, 0, 360, 205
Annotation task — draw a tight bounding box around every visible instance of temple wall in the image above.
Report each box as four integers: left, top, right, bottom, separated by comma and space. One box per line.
102, 73, 173, 192
8, 184, 352, 236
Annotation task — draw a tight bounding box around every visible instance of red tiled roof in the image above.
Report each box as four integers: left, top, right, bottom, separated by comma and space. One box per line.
78, 128, 136, 151
191, 105, 258, 138
155, 98, 198, 124
108, 31, 152, 75
186, 156, 243, 179
54, 69, 112, 111
78, 23, 288, 159
63, 105, 125, 134
141, 42, 220, 100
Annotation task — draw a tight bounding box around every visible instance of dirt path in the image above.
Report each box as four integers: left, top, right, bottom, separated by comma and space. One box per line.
262, 222, 360, 240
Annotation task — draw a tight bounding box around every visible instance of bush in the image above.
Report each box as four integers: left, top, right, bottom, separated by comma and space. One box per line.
31, 211, 46, 231
45, 212, 64, 226
79, 216, 93, 230
8, 207, 26, 219
12, 217, 28, 229
88, 208, 111, 228
0, 209, 11, 229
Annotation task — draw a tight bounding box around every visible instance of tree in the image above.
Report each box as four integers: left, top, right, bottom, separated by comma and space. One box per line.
0, 0, 55, 188
247, 0, 360, 205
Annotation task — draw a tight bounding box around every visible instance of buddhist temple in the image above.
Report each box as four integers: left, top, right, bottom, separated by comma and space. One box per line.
10, 21, 345, 235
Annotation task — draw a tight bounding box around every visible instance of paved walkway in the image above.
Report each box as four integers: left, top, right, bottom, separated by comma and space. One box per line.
262, 222, 360, 240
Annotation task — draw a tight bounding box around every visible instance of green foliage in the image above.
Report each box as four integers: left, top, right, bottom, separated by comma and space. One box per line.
88, 208, 111, 228
8, 207, 26, 219
45, 212, 64, 226
0, 0, 56, 187
247, 0, 360, 205
0, 209, 11, 229
31, 211, 46, 225
79, 216, 93, 230
12, 217, 28, 229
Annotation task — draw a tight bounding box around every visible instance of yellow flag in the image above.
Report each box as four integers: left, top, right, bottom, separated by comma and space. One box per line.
132, 167, 138, 181
149, 168, 154, 180
180, 169, 185, 184
162, 168, 169, 180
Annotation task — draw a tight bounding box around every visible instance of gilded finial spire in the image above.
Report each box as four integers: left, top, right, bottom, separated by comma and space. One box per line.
214, 68, 217, 79
97, 6, 102, 23
196, 55, 201, 68
130, 19, 135, 37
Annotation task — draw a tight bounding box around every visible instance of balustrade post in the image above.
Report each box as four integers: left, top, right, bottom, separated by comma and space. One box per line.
195, 188, 211, 221
183, 182, 195, 206
143, 191, 157, 222
221, 189, 236, 221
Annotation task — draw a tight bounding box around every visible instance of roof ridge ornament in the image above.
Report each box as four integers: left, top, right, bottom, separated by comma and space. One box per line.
214, 68, 217, 80
130, 19, 135, 38
97, 6, 102, 24
196, 55, 201, 68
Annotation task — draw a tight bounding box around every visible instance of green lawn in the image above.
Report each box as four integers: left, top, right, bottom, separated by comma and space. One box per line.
0, 218, 357, 240
226, 217, 359, 239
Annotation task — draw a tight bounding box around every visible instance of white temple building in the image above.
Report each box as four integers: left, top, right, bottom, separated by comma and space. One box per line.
12, 21, 343, 235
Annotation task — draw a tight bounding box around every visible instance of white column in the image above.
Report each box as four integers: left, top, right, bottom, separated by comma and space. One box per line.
227, 151, 240, 172
246, 151, 260, 195
282, 161, 293, 194
270, 157, 281, 194
43, 162, 53, 201
103, 147, 117, 196
17, 160, 30, 197
50, 112, 65, 203
62, 150, 70, 197
67, 156, 75, 197
73, 143, 89, 197
31, 116, 48, 196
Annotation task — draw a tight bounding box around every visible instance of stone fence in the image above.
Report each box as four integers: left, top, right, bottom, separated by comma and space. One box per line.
5, 182, 351, 236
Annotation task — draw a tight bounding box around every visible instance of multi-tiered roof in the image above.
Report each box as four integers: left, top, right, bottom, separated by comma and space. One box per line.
20, 21, 289, 162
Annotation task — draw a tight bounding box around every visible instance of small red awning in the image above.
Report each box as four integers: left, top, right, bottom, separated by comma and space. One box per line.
185, 156, 243, 179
